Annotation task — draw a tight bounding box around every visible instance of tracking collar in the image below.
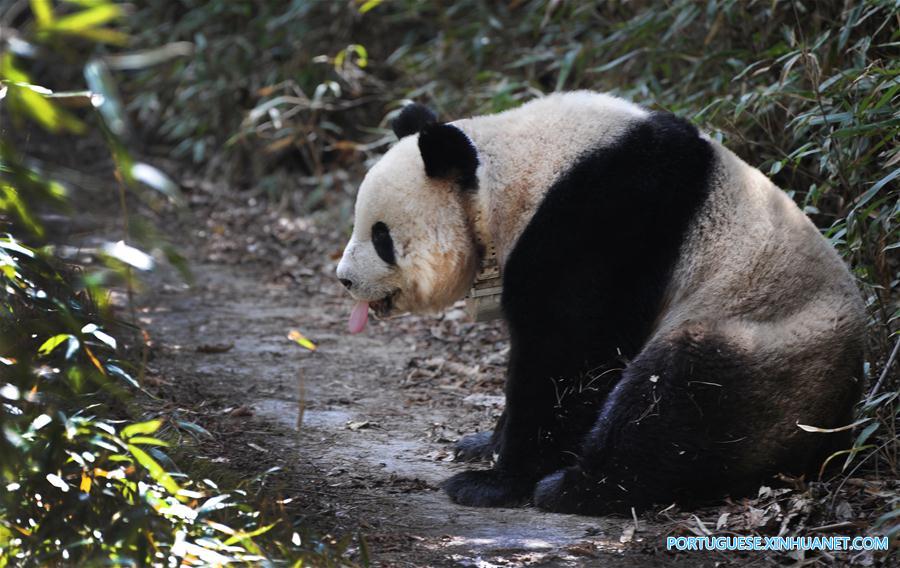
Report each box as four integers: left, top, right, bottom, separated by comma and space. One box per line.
465, 201, 503, 321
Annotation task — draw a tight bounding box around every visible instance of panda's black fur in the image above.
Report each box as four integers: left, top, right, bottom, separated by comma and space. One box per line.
418, 123, 480, 190
344, 95, 865, 516
394, 104, 480, 190
392, 103, 437, 138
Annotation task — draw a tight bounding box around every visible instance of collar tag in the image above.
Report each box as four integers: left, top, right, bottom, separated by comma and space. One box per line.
465, 253, 502, 322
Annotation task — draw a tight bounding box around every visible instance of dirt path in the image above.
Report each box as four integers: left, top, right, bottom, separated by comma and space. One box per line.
141, 256, 705, 566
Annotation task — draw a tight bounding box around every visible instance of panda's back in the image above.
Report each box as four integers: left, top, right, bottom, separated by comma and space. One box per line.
470, 92, 862, 327
467, 91, 864, 353
664, 141, 864, 331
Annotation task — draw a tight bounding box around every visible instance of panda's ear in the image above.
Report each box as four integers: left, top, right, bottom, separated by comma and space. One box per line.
418, 123, 479, 189
392, 103, 437, 138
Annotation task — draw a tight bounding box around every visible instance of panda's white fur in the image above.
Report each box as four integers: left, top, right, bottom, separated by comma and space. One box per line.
337, 91, 865, 514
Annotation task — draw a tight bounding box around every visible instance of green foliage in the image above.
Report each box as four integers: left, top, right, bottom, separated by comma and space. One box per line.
1, 1, 356, 565
0, 240, 352, 565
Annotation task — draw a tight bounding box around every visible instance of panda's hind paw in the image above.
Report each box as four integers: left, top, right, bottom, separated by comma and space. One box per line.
533, 466, 595, 514
443, 470, 532, 508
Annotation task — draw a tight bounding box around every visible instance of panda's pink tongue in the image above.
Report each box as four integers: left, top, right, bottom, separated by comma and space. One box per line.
348, 301, 369, 334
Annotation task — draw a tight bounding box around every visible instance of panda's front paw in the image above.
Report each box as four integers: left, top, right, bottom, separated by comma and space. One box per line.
443, 470, 532, 508
454, 432, 496, 463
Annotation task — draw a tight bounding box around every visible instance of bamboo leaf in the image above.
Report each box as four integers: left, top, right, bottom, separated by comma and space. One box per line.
127, 444, 182, 497
222, 522, 278, 547
358, 0, 384, 14
50, 4, 122, 31
38, 334, 73, 356
126, 436, 169, 447
121, 419, 162, 439
30, 0, 54, 27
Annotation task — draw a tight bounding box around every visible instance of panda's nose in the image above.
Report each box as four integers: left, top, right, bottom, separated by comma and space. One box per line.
339, 278, 353, 290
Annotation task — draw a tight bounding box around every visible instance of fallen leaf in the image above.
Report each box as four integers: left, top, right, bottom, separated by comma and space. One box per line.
288, 329, 317, 351
692, 514, 712, 536
716, 512, 729, 530
84, 346, 106, 375
567, 542, 599, 557
228, 405, 253, 417
796, 418, 870, 433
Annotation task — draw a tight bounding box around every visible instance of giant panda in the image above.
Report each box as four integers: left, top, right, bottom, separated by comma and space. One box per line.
335, 91, 865, 514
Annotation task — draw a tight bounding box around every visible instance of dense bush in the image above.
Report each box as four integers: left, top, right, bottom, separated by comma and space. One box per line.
0, 1, 354, 564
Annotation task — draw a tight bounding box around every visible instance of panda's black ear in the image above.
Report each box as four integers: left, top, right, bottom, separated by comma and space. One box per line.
418, 123, 479, 189
392, 103, 437, 138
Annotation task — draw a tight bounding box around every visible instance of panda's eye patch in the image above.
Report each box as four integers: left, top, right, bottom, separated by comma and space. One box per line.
371, 222, 396, 265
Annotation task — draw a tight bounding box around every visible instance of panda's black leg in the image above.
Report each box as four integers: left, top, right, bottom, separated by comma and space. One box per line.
444, 412, 554, 506
534, 324, 748, 515
444, 383, 557, 506
444, 342, 608, 507
454, 410, 506, 462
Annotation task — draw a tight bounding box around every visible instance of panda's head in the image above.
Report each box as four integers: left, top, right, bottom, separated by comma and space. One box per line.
336, 103, 481, 333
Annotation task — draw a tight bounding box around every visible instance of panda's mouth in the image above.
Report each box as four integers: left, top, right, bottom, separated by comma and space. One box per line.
370, 290, 398, 317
